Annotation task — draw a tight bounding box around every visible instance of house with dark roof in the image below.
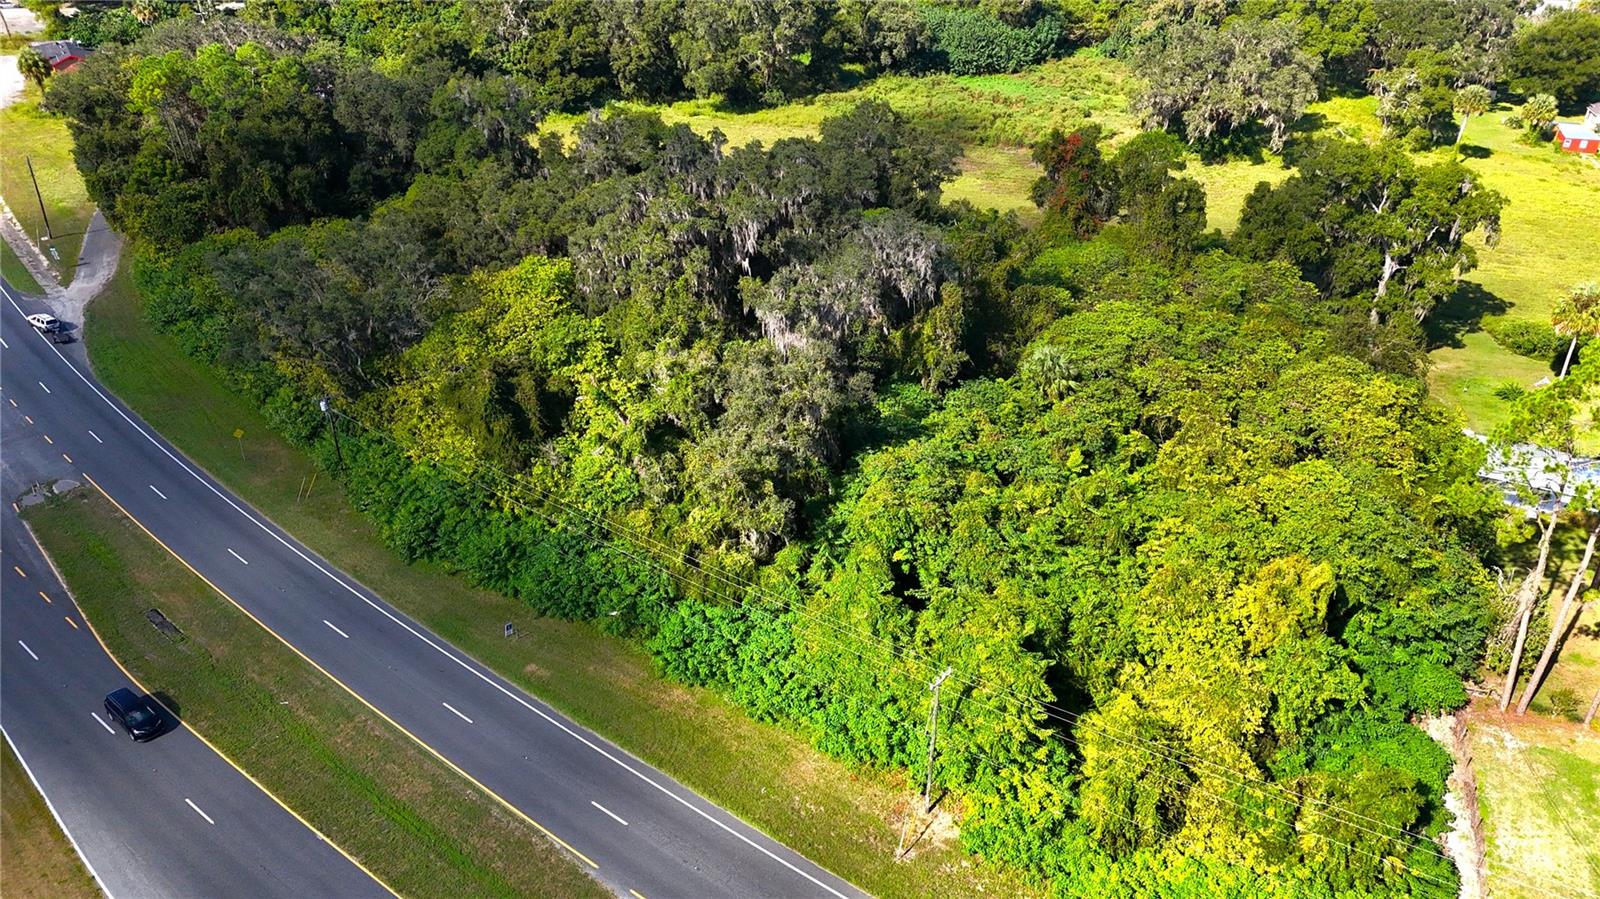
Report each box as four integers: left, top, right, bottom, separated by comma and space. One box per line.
29, 40, 92, 73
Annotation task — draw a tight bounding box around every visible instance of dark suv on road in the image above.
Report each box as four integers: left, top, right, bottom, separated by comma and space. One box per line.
104, 688, 161, 741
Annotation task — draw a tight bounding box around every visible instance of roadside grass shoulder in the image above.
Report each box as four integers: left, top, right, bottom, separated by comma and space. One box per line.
25, 488, 608, 899
0, 83, 93, 287
2, 237, 45, 294
1, 735, 99, 899
1469, 709, 1600, 899
87, 258, 1038, 898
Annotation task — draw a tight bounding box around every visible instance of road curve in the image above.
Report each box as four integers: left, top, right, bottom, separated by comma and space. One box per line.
0, 280, 866, 899
0, 455, 389, 896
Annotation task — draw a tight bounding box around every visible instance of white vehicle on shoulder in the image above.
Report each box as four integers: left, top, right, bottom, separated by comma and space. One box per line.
26, 313, 61, 333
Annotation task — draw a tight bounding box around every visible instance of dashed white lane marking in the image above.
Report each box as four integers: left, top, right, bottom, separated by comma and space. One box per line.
590, 801, 629, 827
185, 798, 216, 825
3, 288, 855, 899
17, 640, 38, 661
37, 381, 50, 394
88, 429, 103, 444
0, 335, 8, 349
91, 713, 115, 734
12, 565, 24, 578
23, 414, 32, 424
323, 620, 350, 639
148, 484, 167, 500
441, 702, 474, 724
226, 548, 248, 565
62, 453, 73, 464
41, 434, 52, 444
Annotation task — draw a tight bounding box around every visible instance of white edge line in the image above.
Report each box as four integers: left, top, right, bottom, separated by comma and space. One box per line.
590, 800, 629, 827
88, 429, 103, 444
3, 288, 857, 899
91, 712, 116, 734
0, 725, 117, 899
441, 702, 473, 724
226, 548, 248, 565
184, 798, 215, 825
17, 639, 39, 661
323, 620, 350, 639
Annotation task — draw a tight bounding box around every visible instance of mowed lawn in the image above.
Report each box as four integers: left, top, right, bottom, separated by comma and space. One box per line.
1, 736, 99, 899
1, 82, 94, 287
86, 255, 1039, 899
1470, 709, 1600, 899
541, 52, 1140, 218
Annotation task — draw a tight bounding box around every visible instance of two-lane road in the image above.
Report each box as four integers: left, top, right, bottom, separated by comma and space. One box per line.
1, 283, 864, 898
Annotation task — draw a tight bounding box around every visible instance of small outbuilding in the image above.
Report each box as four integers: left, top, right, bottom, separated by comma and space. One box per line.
1554, 121, 1600, 155
29, 40, 92, 73
1587, 101, 1600, 129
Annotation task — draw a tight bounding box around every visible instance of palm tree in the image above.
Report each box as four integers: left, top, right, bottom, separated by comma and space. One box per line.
1552, 282, 1600, 379
1454, 84, 1491, 145
1523, 94, 1559, 139
1021, 343, 1075, 402
17, 47, 52, 92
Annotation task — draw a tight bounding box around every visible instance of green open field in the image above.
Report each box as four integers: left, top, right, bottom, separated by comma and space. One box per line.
542, 52, 1139, 222
1189, 95, 1600, 435
1471, 709, 1600, 899
1, 736, 99, 899
25, 488, 608, 899
86, 255, 1037, 899
1, 82, 92, 287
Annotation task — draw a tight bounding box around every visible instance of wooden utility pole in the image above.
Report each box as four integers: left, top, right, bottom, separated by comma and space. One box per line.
923, 667, 953, 812
26, 157, 52, 241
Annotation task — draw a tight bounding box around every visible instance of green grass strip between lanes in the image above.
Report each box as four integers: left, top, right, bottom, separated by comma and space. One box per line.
24, 489, 608, 899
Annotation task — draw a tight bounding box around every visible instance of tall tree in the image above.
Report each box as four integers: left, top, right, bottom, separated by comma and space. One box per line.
1516, 519, 1599, 714
1453, 83, 1491, 145
17, 46, 52, 91
1234, 139, 1505, 335
1553, 283, 1600, 379
1506, 10, 1600, 112
1137, 16, 1320, 153
1521, 93, 1559, 139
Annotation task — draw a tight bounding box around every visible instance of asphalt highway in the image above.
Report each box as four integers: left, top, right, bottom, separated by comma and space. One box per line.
1, 366, 389, 896
0, 280, 865, 899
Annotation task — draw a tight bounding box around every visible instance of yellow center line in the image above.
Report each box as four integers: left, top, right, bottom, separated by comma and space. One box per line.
81, 473, 601, 871
38, 590, 52, 604
64, 616, 79, 630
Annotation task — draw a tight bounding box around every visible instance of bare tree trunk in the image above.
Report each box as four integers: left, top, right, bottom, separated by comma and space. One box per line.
1516, 522, 1600, 713
1502, 512, 1559, 711
1458, 114, 1470, 145
1586, 686, 1600, 727
1560, 336, 1579, 379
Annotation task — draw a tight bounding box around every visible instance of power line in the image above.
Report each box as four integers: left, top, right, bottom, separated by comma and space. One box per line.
326, 407, 1585, 899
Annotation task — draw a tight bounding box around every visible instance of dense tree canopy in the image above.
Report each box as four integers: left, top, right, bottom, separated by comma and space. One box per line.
49, 5, 1545, 898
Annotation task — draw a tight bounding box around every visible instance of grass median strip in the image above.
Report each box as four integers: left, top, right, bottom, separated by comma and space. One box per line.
90, 250, 1035, 897
24, 489, 607, 899
1, 735, 100, 899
